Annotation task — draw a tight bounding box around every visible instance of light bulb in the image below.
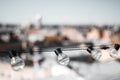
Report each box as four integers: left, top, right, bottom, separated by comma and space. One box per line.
11, 56, 25, 71
57, 53, 70, 65
91, 49, 102, 60
9, 50, 25, 71
54, 48, 70, 65
109, 44, 120, 57
87, 47, 102, 60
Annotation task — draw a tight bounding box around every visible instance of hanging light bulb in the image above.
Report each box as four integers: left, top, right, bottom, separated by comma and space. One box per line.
109, 44, 120, 57
9, 50, 25, 71
87, 46, 102, 60
54, 48, 70, 65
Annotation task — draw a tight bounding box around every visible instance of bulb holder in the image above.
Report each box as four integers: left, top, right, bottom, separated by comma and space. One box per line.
54, 48, 62, 56
87, 46, 94, 54
114, 44, 120, 51
9, 50, 18, 58
101, 46, 109, 49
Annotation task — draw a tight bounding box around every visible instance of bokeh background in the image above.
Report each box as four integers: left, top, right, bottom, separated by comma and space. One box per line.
0, 0, 120, 80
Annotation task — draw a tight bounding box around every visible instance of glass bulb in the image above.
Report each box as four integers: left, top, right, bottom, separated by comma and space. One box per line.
57, 53, 70, 65
109, 47, 118, 57
91, 49, 102, 60
11, 56, 25, 71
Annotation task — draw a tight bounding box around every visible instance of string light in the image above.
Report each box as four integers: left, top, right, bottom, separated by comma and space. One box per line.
9, 50, 25, 71
54, 48, 70, 65
0, 43, 119, 71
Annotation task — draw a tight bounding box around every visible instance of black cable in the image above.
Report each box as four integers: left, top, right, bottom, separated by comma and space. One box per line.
0, 44, 119, 53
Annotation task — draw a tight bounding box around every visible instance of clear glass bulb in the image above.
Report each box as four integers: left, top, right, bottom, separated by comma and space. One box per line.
109, 47, 118, 57
91, 49, 102, 60
11, 56, 25, 71
57, 53, 70, 65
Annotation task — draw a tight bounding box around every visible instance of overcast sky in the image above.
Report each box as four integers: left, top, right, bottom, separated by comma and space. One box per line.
0, 0, 120, 25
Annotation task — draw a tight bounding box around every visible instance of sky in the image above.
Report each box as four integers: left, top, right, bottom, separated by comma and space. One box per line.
0, 0, 120, 25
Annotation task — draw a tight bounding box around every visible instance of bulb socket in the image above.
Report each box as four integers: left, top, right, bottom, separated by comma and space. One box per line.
54, 48, 62, 56
101, 46, 109, 49
114, 44, 120, 50
9, 50, 17, 58
87, 46, 94, 54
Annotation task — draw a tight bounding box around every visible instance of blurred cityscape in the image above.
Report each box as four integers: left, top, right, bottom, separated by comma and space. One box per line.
0, 22, 120, 50
0, 0, 120, 80
0, 21, 120, 80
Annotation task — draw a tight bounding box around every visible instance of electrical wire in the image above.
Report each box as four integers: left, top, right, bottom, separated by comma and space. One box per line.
0, 43, 119, 53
